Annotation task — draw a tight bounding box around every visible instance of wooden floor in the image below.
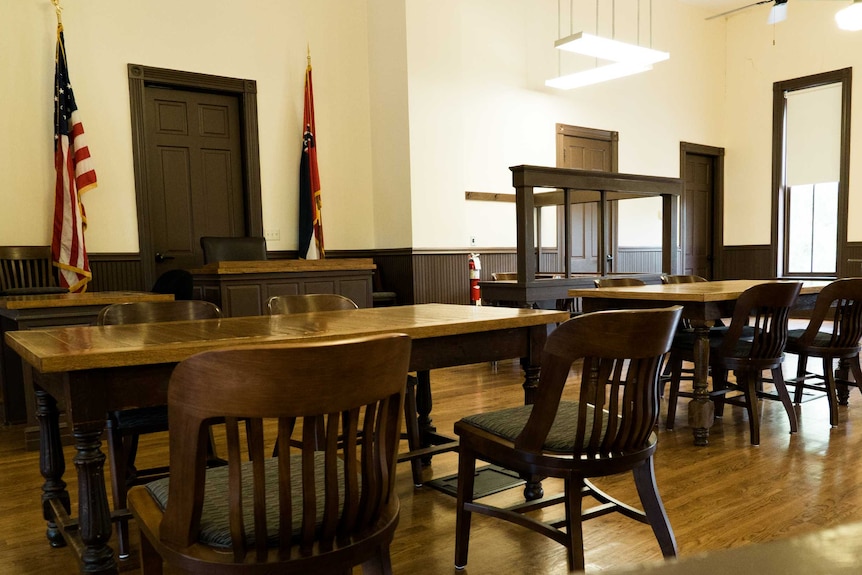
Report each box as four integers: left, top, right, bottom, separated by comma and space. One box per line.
2, 329, 862, 574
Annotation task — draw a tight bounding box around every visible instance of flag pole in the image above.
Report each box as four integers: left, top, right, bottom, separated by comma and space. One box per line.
51, 0, 63, 28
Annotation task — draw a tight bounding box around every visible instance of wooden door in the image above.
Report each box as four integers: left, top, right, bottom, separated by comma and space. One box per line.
683, 153, 716, 278
144, 87, 246, 275
556, 124, 618, 274
128, 65, 263, 291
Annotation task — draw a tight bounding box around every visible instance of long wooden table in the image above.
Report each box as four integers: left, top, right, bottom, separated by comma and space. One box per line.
569, 279, 828, 446
5, 303, 568, 574
0, 291, 174, 438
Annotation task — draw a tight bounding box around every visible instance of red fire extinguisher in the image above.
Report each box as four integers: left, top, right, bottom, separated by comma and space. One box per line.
469, 253, 482, 305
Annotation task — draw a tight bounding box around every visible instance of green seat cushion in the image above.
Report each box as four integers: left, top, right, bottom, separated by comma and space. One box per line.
146, 453, 346, 549
460, 401, 605, 452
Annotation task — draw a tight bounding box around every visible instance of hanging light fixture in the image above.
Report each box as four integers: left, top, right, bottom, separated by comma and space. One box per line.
836, 0, 862, 31
554, 32, 668, 66
546, 0, 668, 90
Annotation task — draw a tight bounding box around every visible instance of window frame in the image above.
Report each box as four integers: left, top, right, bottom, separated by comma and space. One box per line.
771, 68, 852, 279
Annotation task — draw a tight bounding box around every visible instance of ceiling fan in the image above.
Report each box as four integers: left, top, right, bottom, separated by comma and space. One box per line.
706, 0, 789, 22
705, 0, 854, 24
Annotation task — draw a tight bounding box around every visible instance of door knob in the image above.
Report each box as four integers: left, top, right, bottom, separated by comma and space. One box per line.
154, 252, 175, 263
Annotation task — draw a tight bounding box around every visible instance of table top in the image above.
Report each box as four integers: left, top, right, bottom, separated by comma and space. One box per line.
5, 303, 569, 374
191, 258, 376, 275
569, 279, 830, 303
0, 291, 173, 311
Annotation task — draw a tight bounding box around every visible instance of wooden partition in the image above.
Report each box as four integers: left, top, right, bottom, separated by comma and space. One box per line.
480, 165, 682, 308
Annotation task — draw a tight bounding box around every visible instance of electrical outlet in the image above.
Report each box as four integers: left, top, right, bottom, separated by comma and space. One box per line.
470, 236, 477, 247
264, 229, 280, 241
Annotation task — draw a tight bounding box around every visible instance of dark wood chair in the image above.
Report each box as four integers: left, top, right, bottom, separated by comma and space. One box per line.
660, 274, 708, 284
594, 277, 646, 288
151, 269, 194, 300
266, 293, 358, 315
97, 300, 223, 558
0, 245, 68, 295
666, 282, 801, 444
454, 306, 682, 572
785, 278, 862, 427
128, 333, 411, 574
200, 236, 267, 264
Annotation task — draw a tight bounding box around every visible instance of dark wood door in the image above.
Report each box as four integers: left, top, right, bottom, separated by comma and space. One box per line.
683, 153, 715, 278
144, 87, 247, 275
556, 125, 617, 273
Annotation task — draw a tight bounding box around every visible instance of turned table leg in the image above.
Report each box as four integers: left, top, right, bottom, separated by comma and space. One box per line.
688, 321, 715, 446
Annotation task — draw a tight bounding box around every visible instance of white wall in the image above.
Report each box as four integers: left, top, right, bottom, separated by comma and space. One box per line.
4, 0, 861, 257
1, 0, 378, 252
404, 0, 726, 250
723, 2, 862, 245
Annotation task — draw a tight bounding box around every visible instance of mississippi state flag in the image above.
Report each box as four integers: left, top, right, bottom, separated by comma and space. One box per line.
52, 25, 97, 292
298, 62, 324, 260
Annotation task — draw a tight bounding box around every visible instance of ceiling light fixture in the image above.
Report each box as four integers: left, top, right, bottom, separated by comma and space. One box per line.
546, 0, 668, 90
767, 0, 788, 24
545, 62, 653, 90
554, 32, 669, 67
836, 0, 862, 31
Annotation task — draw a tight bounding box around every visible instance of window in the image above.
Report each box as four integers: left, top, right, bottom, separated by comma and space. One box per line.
772, 69, 851, 278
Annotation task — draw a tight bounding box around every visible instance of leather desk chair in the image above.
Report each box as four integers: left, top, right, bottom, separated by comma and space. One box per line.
200, 236, 267, 264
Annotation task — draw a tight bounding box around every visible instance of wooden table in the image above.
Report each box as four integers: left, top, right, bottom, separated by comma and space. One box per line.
5, 303, 568, 574
0, 291, 173, 435
569, 279, 828, 446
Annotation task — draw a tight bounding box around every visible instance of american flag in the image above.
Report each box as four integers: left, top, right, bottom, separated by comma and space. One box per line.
52, 25, 96, 292
298, 61, 324, 260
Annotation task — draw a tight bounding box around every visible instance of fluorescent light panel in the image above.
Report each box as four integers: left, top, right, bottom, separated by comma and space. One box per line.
836, 2, 862, 31
554, 32, 669, 66
545, 62, 652, 90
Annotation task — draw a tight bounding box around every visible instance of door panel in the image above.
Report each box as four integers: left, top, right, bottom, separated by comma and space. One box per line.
558, 131, 613, 273
684, 153, 714, 278
144, 87, 246, 274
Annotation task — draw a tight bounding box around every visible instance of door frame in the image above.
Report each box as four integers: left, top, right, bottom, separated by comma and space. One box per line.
679, 142, 724, 279
128, 64, 264, 288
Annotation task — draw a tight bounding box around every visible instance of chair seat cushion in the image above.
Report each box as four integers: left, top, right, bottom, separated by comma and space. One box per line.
460, 401, 605, 453
145, 453, 345, 549
110, 405, 169, 433
787, 329, 855, 350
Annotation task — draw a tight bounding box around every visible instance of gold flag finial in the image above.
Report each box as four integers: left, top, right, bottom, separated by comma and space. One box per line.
51, 0, 63, 26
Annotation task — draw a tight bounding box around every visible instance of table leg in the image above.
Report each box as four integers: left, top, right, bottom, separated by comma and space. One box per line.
73, 421, 117, 573
688, 321, 715, 446
416, 370, 435, 465
836, 358, 851, 406
35, 387, 69, 548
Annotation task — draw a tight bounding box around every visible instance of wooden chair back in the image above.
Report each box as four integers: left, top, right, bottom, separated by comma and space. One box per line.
0, 246, 63, 293
151, 269, 195, 300
200, 236, 267, 264
132, 333, 411, 572
791, 278, 862, 353
267, 293, 358, 315
97, 300, 222, 326
715, 282, 802, 370
515, 306, 681, 455
661, 275, 708, 284
594, 277, 646, 288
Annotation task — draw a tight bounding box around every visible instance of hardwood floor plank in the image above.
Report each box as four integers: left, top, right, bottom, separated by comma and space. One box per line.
2, 328, 861, 573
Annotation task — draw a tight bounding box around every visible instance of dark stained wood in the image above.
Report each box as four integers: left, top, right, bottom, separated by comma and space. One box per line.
130, 334, 410, 573
455, 307, 682, 571
4, 318, 862, 574
6, 304, 566, 574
